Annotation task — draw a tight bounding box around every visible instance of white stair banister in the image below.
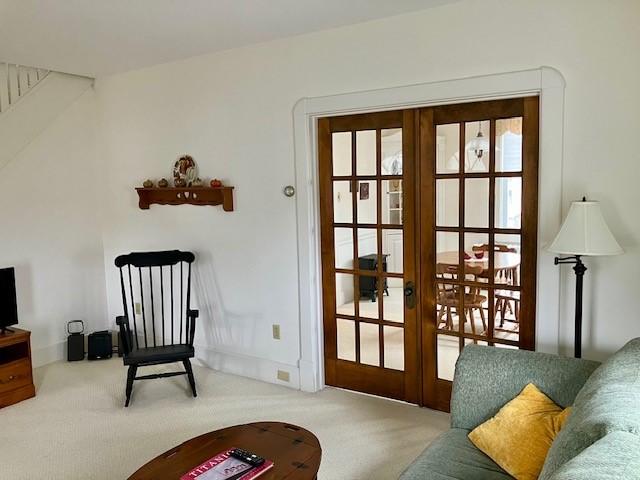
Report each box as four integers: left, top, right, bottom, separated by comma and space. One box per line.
0, 62, 50, 113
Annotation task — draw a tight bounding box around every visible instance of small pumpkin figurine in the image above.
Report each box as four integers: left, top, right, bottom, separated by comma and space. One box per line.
158, 178, 169, 188
174, 178, 187, 188
143, 179, 154, 188
210, 178, 223, 188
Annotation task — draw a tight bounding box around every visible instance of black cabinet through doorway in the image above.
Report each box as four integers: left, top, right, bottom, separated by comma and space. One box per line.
358, 254, 389, 302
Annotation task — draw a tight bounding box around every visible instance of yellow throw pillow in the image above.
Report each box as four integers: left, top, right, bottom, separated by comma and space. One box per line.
468, 383, 571, 480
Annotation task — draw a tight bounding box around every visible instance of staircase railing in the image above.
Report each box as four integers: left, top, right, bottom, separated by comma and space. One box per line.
0, 63, 50, 114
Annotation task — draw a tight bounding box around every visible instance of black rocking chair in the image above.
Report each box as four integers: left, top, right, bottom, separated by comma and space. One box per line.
114, 250, 199, 407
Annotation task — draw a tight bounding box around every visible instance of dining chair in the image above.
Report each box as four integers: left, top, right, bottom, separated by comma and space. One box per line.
436, 263, 487, 336
495, 289, 520, 326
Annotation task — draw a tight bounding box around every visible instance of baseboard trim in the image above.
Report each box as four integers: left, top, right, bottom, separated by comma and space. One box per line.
194, 345, 301, 390
31, 339, 301, 391
32, 341, 65, 368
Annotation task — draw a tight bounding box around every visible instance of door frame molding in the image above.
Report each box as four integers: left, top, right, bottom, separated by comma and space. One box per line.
293, 67, 565, 392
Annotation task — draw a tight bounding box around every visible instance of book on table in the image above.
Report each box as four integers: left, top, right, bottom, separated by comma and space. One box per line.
180, 448, 274, 480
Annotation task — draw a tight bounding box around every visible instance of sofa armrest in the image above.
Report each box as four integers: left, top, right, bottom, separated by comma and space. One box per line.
451, 345, 600, 430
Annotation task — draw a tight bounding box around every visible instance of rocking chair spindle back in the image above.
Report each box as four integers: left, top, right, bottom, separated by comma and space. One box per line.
114, 250, 199, 407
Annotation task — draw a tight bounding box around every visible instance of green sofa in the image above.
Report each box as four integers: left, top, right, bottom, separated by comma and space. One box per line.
400, 339, 640, 479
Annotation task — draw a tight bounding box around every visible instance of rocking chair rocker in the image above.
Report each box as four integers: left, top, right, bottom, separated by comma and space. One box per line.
114, 250, 198, 407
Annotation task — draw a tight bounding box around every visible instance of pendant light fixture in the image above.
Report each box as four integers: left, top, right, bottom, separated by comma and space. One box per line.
445, 121, 491, 172
465, 121, 490, 171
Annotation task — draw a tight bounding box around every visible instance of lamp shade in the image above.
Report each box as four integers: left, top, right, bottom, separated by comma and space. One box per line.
549, 200, 623, 256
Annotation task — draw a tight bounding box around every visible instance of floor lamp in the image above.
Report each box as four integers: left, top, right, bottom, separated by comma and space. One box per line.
549, 198, 623, 358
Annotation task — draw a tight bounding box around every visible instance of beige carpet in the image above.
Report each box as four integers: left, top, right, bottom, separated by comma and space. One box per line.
0, 358, 449, 479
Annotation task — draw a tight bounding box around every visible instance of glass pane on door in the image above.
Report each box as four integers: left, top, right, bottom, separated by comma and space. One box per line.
382, 179, 403, 225
384, 326, 404, 370
382, 230, 403, 274
437, 334, 459, 381
333, 181, 353, 223
334, 227, 354, 269
496, 118, 523, 172
359, 322, 380, 366
495, 177, 522, 229
332, 132, 352, 176
357, 181, 377, 224
383, 282, 404, 324
335, 273, 356, 317
356, 130, 376, 176
464, 120, 490, 173
436, 123, 460, 174
436, 179, 459, 227
381, 129, 403, 175
337, 318, 356, 361
464, 178, 489, 228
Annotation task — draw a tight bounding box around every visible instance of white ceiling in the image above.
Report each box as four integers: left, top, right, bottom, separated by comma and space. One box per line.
0, 0, 459, 77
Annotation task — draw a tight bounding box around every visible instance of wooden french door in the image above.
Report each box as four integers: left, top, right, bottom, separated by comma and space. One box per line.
318, 110, 419, 402
420, 97, 539, 411
318, 97, 539, 410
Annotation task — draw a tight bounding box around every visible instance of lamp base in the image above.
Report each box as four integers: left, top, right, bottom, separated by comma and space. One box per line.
555, 255, 587, 358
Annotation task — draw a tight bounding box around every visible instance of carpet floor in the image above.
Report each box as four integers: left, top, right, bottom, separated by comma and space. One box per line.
0, 358, 449, 479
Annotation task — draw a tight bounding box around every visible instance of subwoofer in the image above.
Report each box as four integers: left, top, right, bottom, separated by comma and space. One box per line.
87, 330, 113, 360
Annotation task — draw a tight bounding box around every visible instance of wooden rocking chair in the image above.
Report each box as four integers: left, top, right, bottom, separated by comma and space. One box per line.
114, 250, 199, 407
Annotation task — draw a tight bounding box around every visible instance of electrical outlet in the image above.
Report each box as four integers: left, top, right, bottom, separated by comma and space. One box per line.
135, 302, 142, 315
277, 370, 290, 382
272, 324, 281, 340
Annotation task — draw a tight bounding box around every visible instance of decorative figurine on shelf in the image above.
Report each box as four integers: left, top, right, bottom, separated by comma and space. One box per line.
173, 154, 198, 187
210, 178, 223, 188
158, 178, 169, 188
192, 177, 203, 187
143, 179, 154, 188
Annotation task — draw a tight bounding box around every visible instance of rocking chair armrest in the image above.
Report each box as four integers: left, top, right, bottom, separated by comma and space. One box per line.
187, 310, 199, 345
116, 315, 132, 356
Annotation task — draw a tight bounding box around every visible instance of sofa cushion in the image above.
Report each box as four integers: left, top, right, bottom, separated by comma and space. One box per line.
540, 338, 640, 479
549, 431, 640, 480
399, 428, 512, 480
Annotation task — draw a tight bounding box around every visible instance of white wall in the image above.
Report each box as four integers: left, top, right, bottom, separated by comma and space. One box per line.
91, 0, 639, 384
0, 89, 107, 366
0, 73, 94, 171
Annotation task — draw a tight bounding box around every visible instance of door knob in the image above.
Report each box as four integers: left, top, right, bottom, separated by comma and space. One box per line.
404, 281, 416, 309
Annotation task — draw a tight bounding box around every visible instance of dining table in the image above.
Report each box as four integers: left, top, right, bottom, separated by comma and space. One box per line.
436, 251, 520, 284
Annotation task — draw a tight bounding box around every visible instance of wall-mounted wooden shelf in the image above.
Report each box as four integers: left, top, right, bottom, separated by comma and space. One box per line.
136, 187, 234, 211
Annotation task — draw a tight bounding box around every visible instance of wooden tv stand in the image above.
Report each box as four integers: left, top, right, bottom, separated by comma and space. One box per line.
0, 328, 35, 408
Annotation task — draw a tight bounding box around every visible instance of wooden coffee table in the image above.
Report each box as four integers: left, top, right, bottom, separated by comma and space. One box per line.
128, 422, 321, 479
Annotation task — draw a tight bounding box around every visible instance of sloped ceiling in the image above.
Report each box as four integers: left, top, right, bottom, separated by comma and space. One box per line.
0, 0, 460, 77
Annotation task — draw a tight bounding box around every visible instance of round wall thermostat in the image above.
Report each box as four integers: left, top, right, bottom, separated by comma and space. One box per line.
283, 185, 295, 197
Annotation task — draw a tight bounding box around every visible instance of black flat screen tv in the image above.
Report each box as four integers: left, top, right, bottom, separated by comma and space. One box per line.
0, 267, 18, 333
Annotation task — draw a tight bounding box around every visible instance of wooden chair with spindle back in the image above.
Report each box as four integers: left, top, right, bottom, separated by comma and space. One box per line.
436, 263, 487, 335
471, 244, 521, 328
115, 250, 199, 407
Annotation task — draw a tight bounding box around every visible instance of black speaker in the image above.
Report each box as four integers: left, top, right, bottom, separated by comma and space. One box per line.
67, 320, 85, 362
88, 330, 112, 360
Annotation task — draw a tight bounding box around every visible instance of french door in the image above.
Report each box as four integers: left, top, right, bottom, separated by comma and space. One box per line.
318, 97, 539, 410
419, 97, 539, 410
318, 110, 419, 402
